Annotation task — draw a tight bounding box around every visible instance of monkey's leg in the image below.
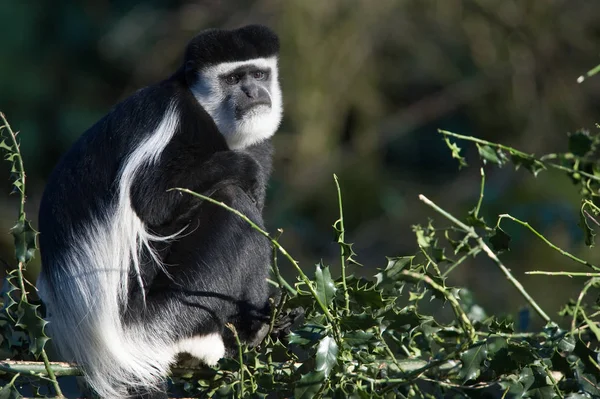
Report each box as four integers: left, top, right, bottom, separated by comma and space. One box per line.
125, 185, 271, 364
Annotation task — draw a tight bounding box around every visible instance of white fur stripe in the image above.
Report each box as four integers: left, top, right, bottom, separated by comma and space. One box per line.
38, 104, 184, 398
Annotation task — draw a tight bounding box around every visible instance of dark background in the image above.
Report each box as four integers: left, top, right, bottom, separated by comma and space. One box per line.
1, 0, 600, 329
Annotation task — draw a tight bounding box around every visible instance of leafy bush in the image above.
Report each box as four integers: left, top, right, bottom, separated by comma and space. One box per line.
0, 111, 599, 398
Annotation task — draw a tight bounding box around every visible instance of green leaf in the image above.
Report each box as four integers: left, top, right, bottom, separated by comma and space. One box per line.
314, 263, 336, 307
289, 324, 326, 347
487, 317, 514, 334
0, 381, 22, 399
476, 144, 503, 166
459, 342, 488, 382
11, 219, 38, 263
443, 136, 468, 168
499, 367, 535, 398
15, 302, 49, 356
489, 227, 511, 253
0, 139, 12, 152
342, 331, 374, 346
315, 336, 338, 376
510, 152, 546, 176
568, 130, 595, 157
294, 371, 325, 399
375, 256, 414, 287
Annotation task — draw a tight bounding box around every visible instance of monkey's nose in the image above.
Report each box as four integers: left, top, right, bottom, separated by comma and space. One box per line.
242, 85, 259, 99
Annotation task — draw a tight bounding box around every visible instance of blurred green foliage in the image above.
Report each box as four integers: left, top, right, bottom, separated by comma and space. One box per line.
1, 0, 600, 328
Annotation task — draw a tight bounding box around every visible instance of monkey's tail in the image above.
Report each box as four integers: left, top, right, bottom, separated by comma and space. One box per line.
37, 215, 178, 398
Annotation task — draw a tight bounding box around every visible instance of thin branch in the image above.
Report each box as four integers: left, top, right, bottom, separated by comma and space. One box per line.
333, 174, 351, 315
419, 194, 553, 324
400, 269, 476, 342
499, 214, 599, 271
172, 188, 341, 344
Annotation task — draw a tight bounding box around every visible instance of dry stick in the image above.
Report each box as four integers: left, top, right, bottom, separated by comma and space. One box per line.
333, 174, 351, 315
498, 214, 599, 271
526, 271, 600, 277
418, 194, 553, 325
0, 113, 64, 398
172, 188, 342, 344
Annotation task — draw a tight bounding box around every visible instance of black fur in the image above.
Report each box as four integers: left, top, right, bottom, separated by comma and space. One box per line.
184, 25, 279, 75
38, 25, 278, 398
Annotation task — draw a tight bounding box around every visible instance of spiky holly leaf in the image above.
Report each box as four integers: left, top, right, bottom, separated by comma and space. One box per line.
442, 136, 467, 169
375, 256, 414, 288
11, 219, 37, 263
289, 323, 326, 347
333, 219, 361, 266
459, 342, 489, 382
510, 152, 546, 176
342, 331, 374, 347
568, 130, 595, 157
489, 227, 511, 253
15, 302, 49, 356
294, 371, 325, 399
340, 312, 380, 331
499, 367, 535, 398
487, 317, 514, 334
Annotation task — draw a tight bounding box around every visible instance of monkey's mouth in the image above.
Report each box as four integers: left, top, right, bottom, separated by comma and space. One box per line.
235, 103, 271, 119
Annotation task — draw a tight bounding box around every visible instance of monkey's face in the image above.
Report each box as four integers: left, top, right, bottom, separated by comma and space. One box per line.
191, 57, 283, 150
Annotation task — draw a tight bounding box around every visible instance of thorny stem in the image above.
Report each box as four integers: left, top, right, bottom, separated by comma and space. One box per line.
419, 194, 554, 325
226, 323, 245, 397
499, 214, 599, 271
419, 246, 442, 277
0, 113, 26, 217
438, 129, 600, 184
1, 113, 63, 397
401, 269, 476, 342
442, 247, 481, 277
333, 174, 351, 315
173, 188, 342, 344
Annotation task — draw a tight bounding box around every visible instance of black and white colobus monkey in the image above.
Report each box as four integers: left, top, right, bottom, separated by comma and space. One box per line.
36, 25, 282, 398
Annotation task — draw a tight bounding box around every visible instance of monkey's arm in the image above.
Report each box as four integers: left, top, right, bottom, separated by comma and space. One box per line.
130, 149, 262, 230
125, 185, 271, 344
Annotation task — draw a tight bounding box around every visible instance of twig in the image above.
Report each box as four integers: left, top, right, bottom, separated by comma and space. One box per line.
172, 188, 341, 343
400, 269, 476, 342
333, 174, 351, 315
526, 271, 600, 277
419, 194, 553, 324
499, 214, 599, 271
438, 129, 600, 184
474, 167, 485, 218
1, 113, 64, 397
226, 323, 245, 397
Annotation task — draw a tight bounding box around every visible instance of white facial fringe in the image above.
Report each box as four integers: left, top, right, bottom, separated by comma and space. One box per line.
191, 56, 283, 149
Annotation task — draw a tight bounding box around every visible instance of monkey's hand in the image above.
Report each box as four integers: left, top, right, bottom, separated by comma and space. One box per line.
200, 151, 262, 204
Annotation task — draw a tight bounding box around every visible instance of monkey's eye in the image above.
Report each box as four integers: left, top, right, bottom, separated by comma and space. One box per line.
224, 74, 240, 85
253, 71, 267, 80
